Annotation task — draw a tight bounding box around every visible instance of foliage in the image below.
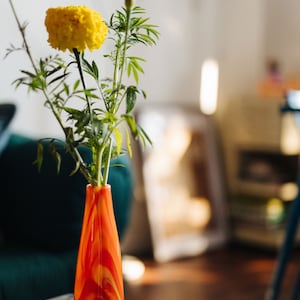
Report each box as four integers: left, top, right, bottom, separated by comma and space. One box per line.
7, 1, 159, 186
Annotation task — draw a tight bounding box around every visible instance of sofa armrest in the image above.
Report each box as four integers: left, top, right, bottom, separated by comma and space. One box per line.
0, 134, 133, 251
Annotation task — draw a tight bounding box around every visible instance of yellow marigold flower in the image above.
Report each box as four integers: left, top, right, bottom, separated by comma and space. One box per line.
45, 6, 108, 52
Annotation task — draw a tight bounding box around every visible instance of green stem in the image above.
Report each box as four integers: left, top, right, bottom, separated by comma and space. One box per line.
73, 48, 93, 117
112, 44, 121, 110
96, 128, 115, 187
8, 0, 38, 74
96, 146, 104, 186
68, 145, 91, 183
112, 6, 132, 114
117, 7, 131, 101
102, 138, 113, 186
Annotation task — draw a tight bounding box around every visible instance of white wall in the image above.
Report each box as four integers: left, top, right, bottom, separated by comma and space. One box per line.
265, 0, 300, 75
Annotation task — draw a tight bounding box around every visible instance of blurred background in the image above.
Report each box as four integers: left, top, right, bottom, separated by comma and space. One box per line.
2, 0, 300, 298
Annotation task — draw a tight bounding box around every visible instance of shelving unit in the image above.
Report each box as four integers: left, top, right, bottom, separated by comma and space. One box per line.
230, 148, 299, 248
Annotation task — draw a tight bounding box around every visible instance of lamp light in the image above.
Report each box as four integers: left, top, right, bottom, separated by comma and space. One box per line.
200, 59, 219, 115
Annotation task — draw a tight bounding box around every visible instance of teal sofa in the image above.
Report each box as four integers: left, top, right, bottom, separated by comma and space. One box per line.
0, 134, 133, 300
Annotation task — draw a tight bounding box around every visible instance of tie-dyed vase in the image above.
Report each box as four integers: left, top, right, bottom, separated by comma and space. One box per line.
74, 184, 124, 300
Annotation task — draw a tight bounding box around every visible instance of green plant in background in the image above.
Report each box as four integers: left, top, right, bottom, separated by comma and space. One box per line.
7, 0, 159, 187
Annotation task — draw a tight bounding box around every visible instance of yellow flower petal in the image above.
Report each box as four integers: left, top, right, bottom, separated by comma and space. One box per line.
45, 6, 108, 52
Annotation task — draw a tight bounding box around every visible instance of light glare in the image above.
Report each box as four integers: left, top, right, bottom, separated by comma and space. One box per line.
200, 59, 219, 115
122, 255, 145, 281
280, 114, 300, 154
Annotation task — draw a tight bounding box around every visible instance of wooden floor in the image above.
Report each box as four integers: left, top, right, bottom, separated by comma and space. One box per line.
124, 244, 300, 300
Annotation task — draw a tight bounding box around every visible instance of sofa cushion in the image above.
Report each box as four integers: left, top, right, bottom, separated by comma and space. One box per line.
0, 134, 133, 251
0, 246, 77, 300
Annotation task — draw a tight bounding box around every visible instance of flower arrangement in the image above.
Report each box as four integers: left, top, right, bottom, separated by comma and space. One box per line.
7, 0, 159, 187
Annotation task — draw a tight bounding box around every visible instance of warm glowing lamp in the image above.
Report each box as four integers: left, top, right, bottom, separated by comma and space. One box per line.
280, 113, 300, 154
200, 59, 219, 115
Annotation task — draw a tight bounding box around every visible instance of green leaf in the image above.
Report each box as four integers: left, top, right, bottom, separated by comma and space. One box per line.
127, 57, 144, 83
123, 114, 138, 137
137, 124, 152, 147
125, 127, 132, 157
126, 86, 137, 113
48, 142, 61, 174
132, 67, 139, 84
46, 65, 64, 77
92, 61, 99, 79
48, 73, 68, 85
73, 79, 80, 91
63, 83, 69, 96
61, 106, 83, 118
129, 56, 145, 72
20, 70, 36, 78
82, 56, 100, 80
34, 140, 44, 172
113, 127, 123, 155
29, 77, 45, 91
69, 160, 81, 176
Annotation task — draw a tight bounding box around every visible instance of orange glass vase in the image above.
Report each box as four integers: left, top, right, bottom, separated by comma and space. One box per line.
74, 184, 124, 300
